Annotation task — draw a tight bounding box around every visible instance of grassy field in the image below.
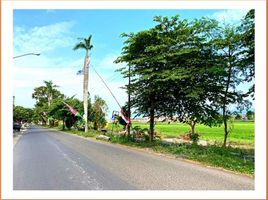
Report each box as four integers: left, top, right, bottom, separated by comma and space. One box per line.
110, 121, 254, 146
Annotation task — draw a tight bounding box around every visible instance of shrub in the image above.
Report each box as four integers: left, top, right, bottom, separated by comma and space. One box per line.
189, 133, 200, 143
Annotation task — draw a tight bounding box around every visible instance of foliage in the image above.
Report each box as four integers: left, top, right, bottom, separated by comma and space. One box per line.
50, 98, 80, 128
188, 132, 200, 143
246, 110, 254, 120
31, 80, 64, 126
31, 79, 109, 131
32, 105, 48, 124
197, 10, 254, 147
239, 9, 255, 98
235, 114, 242, 120
116, 16, 227, 142
73, 35, 93, 51
13, 106, 34, 122
131, 126, 150, 141
32, 80, 63, 108
90, 96, 108, 129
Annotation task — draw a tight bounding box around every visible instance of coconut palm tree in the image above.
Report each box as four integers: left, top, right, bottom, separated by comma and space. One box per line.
73, 35, 93, 132
44, 80, 58, 107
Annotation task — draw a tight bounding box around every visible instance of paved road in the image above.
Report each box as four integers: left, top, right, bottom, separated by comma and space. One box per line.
14, 126, 254, 190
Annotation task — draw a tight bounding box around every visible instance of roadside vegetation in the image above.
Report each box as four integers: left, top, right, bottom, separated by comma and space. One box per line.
47, 123, 254, 176
14, 10, 255, 176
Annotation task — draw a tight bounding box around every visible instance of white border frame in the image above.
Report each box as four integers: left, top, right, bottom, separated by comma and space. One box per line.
2, 1, 266, 199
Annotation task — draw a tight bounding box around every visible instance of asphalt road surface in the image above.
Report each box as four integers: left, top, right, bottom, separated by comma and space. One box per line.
14, 126, 254, 190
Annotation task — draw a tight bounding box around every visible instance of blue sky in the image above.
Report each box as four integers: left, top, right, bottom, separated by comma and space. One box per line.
13, 9, 250, 118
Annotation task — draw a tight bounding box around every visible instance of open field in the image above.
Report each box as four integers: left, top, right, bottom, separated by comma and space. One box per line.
110, 121, 254, 147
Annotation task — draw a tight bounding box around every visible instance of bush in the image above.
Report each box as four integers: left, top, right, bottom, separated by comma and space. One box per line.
189, 133, 200, 143
131, 126, 149, 141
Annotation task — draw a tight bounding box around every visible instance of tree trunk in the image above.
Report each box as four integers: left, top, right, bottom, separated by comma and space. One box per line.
222, 54, 232, 147
47, 95, 52, 126
149, 95, 155, 142
62, 118, 65, 130
48, 94, 52, 107
223, 117, 228, 147
84, 51, 89, 132
190, 120, 196, 135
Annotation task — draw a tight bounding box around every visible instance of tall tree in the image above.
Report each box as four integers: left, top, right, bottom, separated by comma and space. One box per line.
116, 28, 166, 142
32, 80, 63, 125
214, 25, 245, 147
91, 96, 108, 130
154, 17, 223, 134
32, 80, 62, 108
239, 9, 255, 98
44, 80, 59, 107
116, 14, 253, 145
73, 35, 93, 132
116, 16, 223, 141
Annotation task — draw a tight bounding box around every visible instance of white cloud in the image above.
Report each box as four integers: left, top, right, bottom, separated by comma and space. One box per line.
14, 21, 75, 54
13, 21, 131, 117
209, 9, 249, 25
13, 53, 128, 117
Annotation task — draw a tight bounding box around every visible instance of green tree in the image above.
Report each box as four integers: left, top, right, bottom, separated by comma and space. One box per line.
239, 9, 255, 98
44, 80, 59, 107
32, 106, 47, 125
214, 25, 246, 147
116, 28, 165, 142
32, 80, 62, 108
73, 35, 93, 133
13, 106, 34, 122
235, 113, 242, 120
246, 110, 254, 120
116, 16, 222, 141
91, 96, 108, 130
48, 98, 84, 130
156, 17, 222, 134
32, 80, 63, 125
116, 14, 253, 145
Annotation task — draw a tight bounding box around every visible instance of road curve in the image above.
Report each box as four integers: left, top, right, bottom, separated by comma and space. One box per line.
14, 126, 254, 190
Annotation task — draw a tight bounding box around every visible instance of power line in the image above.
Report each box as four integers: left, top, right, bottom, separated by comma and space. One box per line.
91, 66, 122, 110
90, 69, 123, 94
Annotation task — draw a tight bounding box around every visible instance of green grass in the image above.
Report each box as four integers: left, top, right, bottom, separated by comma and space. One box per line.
104, 132, 254, 175
44, 121, 255, 175
128, 121, 254, 146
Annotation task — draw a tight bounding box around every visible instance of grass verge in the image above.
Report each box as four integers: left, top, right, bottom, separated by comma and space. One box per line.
51, 126, 254, 176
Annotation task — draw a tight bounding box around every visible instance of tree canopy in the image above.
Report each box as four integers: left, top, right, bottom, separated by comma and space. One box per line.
116, 11, 254, 145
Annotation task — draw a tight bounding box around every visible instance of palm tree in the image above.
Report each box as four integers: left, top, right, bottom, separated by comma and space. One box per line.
44, 80, 58, 107
73, 35, 93, 132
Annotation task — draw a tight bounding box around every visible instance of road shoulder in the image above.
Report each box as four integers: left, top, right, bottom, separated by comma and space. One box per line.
42, 126, 254, 179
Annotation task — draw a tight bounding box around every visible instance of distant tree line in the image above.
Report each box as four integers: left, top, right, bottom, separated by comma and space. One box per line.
13, 80, 108, 131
